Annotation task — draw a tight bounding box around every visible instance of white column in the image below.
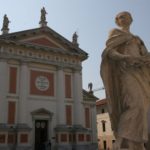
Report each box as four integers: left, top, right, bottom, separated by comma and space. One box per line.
0, 60, 8, 123
73, 70, 84, 126
56, 67, 65, 125
91, 105, 98, 143
18, 62, 28, 123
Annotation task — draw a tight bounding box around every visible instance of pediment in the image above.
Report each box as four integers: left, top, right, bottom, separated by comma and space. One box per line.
0, 27, 88, 61
31, 108, 53, 116
20, 36, 62, 49
2, 27, 68, 49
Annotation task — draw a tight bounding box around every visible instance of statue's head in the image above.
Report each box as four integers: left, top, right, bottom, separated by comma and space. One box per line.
115, 11, 133, 28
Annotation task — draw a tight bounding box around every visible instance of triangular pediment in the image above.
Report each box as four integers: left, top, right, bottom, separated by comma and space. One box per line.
31, 108, 53, 116
20, 36, 62, 49
0, 26, 88, 61
1, 27, 68, 49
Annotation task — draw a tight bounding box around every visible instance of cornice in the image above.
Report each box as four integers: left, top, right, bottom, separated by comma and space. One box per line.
0, 52, 82, 70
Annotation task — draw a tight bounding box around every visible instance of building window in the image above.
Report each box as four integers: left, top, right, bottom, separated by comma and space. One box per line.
85, 107, 90, 128
78, 134, 84, 142
0, 134, 6, 143
65, 74, 72, 98
103, 140, 107, 150
66, 105, 72, 125
102, 120, 106, 132
101, 108, 105, 113
60, 134, 67, 142
20, 134, 28, 143
8, 101, 16, 124
112, 140, 115, 143
9, 67, 17, 94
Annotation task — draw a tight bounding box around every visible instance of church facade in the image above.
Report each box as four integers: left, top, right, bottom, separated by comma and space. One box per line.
0, 9, 98, 150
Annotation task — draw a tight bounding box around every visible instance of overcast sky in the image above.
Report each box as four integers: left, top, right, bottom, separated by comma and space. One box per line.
0, 0, 150, 99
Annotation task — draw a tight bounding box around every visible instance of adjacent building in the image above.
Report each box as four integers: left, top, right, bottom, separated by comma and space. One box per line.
0, 9, 98, 150
96, 99, 115, 150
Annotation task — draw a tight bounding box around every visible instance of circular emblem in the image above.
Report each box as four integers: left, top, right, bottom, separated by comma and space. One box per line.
35, 76, 49, 91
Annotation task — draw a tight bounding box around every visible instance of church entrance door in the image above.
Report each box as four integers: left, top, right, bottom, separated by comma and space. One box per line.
35, 120, 48, 150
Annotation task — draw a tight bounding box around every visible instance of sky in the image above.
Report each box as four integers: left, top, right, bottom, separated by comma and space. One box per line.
0, 0, 150, 99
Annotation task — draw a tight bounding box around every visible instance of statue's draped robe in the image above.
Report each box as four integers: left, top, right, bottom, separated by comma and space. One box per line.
100, 29, 150, 142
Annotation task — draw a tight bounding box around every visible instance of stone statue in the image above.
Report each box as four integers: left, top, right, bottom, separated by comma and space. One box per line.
1, 14, 10, 32
40, 7, 47, 22
3, 14, 10, 29
39, 7, 47, 27
88, 82, 93, 92
100, 11, 150, 150
72, 32, 79, 47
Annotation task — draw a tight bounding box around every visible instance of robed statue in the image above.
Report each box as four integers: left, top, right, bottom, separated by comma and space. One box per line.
40, 7, 47, 22
100, 11, 150, 150
39, 7, 47, 27
1, 14, 10, 33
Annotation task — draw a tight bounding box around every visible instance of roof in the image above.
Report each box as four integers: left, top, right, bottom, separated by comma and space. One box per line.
83, 89, 98, 102
96, 98, 107, 106
0, 26, 88, 61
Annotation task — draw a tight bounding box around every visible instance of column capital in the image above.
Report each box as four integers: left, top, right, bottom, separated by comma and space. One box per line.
20, 60, 29, 65
56, 65, 64, 71
72, 68, 82, 73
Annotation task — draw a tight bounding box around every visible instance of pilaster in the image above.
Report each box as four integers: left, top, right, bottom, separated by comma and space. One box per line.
73, 69, 84, 126
91, 105, 97, 143
18, 62, 28, 123
0, 60, 8, 123
56, 66, 65, 125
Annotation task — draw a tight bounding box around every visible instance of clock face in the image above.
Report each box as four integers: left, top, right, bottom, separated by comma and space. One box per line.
35, 76, 49, 91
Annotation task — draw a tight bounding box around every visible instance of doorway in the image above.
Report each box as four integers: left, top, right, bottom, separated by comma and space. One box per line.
35, 120, 48, 150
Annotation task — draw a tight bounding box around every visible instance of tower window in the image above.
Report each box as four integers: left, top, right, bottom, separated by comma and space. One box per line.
101, 108, 105, 113
102, 120, 106, 132
103, 140, 107, 150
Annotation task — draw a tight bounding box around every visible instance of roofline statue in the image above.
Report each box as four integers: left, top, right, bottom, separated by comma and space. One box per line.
1, 14, 10, 34
39, 7, 47, 27
72, 32, 79, 47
